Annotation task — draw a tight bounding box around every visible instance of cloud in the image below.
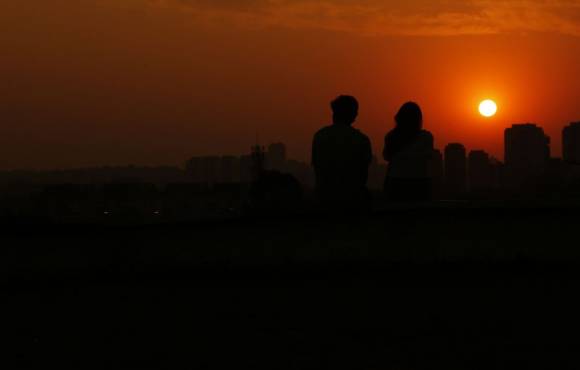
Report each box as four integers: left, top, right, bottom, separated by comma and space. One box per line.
145, 0, 580, 37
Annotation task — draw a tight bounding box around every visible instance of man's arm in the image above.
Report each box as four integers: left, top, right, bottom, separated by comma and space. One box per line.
364, 136, 373, 165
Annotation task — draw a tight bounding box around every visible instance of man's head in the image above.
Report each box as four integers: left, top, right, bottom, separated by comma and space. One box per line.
331, 95, 358, 126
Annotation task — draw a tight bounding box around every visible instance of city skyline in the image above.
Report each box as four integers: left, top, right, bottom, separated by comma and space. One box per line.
2, 117, 579, 172
1, 94, 578, 170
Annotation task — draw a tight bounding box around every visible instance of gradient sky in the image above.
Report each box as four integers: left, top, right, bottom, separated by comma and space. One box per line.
2, 0, 580, 169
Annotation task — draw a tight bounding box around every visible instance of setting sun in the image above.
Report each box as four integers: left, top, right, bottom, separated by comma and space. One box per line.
479, 99, 498, 118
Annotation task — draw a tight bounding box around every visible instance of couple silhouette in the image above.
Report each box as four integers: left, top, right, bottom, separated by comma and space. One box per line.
312, 95, 434, 209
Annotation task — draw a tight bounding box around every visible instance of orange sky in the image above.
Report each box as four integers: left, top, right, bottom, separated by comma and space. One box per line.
2, 0, 580, 169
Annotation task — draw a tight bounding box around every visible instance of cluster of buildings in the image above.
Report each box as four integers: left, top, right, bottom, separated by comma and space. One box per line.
185, 122, 580, 196
432, 122, 580, 196
429, 143, 502, 196
185, 143, 315, 187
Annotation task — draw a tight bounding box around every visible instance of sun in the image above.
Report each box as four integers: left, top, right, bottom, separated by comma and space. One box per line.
479, 99, 497, 117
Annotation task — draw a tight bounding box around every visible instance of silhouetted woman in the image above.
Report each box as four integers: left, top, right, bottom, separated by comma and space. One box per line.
383, 102, 434, 201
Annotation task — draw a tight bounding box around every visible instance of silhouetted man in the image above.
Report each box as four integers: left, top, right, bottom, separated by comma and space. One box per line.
312, 95, 372, 210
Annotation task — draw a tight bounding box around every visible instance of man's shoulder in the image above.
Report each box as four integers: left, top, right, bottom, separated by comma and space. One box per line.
315, 124, 369, 143
314, 125, 334, 139
418, 130, 434, 145
420, 129, 434, 140
352, 127, 371, 143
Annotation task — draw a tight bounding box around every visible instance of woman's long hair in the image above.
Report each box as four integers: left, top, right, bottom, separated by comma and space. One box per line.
395, 102, 422, 134
385, 102, 423, 160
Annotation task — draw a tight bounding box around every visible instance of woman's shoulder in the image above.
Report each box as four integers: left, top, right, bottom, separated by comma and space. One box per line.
417, 130, 434, 143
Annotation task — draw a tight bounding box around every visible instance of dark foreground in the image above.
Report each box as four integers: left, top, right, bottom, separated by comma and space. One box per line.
4, 204, 580, 369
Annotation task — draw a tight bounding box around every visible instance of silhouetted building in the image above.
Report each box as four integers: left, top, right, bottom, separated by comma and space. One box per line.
468, 150, 492, 191
489, 157, 504, 190
185, 157, 202, 182
444, 143, 467, 195
186, 156, 220, 184
267, 143, 287, 170
544, 157, 565, 193
219, 156, 239, 183
239, 154, 253, 183
429, 149, 444, 183
429, 149, 444, 199
563, 122, 580, 164
504, 123, 550, 186
201, 157, 219, 184
250, 145, 266, 181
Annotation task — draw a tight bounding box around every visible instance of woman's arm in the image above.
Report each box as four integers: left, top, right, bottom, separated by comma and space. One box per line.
420, 131, 434, 159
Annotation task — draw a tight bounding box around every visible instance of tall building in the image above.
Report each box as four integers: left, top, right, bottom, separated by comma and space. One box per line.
239, 155, 253, 183
489, 157, 504, 189
185, 156, 220, 184
267, 143, 287, 170
250, 145, 266, 181
185, 157, 203, 182
563, 122, 580, 163
504, 123, 550, 185
444, 143, 467, 194
429, 149, 444, 199
429, 149, 444, 183
468, 150, 492, 191
201, 156, 220, 184
219, 156, 240, 183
